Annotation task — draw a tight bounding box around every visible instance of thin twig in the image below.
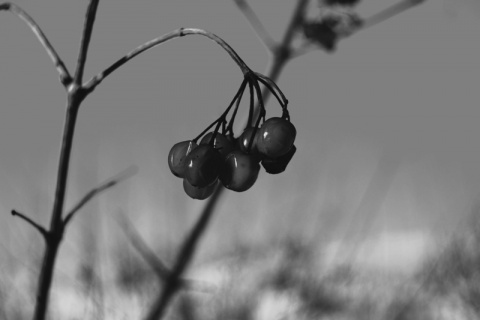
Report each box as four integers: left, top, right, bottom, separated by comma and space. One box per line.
356, 0, 426, 31
11, 210, 48, 238
233, 0, 276, 52
83, 28, 252, 93
74, 0, 100, 86
63, 166, 138, 227
254, 72, 288, 106
116, 213, 214, 293
0, 2, 72, 87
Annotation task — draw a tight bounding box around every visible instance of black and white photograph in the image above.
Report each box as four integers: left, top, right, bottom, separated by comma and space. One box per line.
1, 0, 480, 319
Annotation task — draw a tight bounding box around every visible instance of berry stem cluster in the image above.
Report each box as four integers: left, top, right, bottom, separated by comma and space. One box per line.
168, 70, 296, 200
192, 71, 289, 149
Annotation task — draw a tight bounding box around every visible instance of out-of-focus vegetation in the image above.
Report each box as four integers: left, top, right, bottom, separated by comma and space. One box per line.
4, 219, 480, 320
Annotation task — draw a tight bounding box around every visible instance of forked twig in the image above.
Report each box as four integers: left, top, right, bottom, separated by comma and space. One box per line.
63, 166, 138, 228
0, 2, 72, 87
116, 212, 214, 293
145, 184, 224, 320
32, 1, 102, 319
247, 0, 308, 123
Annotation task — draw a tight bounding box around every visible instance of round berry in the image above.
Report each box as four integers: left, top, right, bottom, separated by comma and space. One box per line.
256, 117, 296, 158
185, 144, 223, 188
168, 140, 198, 178
237, 127, 260, 154
183, 179, 218, 200
220, 150, 260, 192
200, 132, 235, 157
261, 145, 296, 174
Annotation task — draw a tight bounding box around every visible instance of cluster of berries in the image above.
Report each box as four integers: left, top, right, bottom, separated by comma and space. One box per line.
168, 72, 296, 200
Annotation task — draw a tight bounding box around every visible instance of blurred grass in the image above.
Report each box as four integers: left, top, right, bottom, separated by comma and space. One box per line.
2, 151, 480, 319
3, 219, 480, 319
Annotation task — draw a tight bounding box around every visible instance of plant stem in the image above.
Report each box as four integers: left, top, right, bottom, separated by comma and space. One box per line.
233, 0, 276, 51
74, 0, 100, 85
33, 0, 100, 318
84, 28, 252, 92
33, 94, 83, 320
33, 239, 60, 320
144, 184, 224, 320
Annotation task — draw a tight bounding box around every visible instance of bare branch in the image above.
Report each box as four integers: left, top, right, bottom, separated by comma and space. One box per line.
233, 0, 276, 52
11, 209, 48, 239
291, 0, 426, 58
145, 184, 224, 320
116, 213, 214, 293
0, 2, 72, 87
63, 166, 138, 227
250, 0, 307, 122
355, 0, 425, 31
73, 0, 100, 86
83, 28, 252, 93
280, 0, 308, 51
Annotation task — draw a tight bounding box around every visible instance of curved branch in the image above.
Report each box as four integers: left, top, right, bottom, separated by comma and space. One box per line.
84, 28, 252, 93
0, 2, 72, 87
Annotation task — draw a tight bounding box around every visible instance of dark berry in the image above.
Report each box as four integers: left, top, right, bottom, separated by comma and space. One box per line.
183, 179, 218, 200
261, 145, 297, 174
200, 132, 235, 157
168, 140, 198, 178
185, 144, 223, 188
220, 150, 260, 192
256, 117, 296, 158
237, 127, 260, 154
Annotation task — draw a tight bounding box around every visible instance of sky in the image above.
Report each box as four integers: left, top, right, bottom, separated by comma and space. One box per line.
1, 0, 480, 276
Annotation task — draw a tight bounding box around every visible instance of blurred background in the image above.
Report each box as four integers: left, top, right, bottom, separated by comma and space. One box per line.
1, 0, 480, 318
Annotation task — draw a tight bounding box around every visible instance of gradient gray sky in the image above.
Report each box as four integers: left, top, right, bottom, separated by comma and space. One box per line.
1, 0, 480, 269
